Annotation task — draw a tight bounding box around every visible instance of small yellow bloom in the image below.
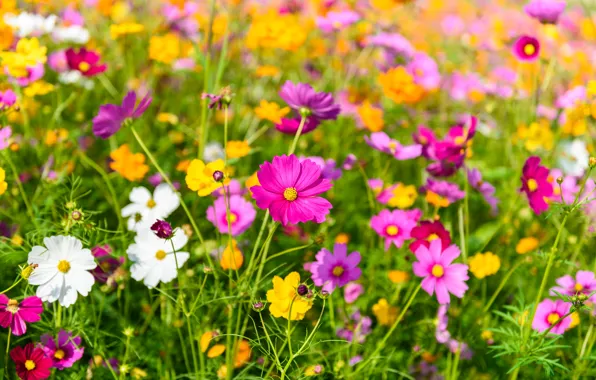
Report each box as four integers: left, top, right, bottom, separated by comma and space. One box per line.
131, 368, 147, 379
378, 67, 424, 105
335, 233, 350, 244
109, 144, 149, 182
11, 234, 23, 246
149, 33, 180, 64
569, 311, 580, 328
516, 237, 539, 254
226, 141, 250, 159
516, 120, 554, 152
254, 100, 290, 124
372, 298, 398, 326
157, 113, 179, 125
220, 240, 243, 270
469, 252, 501, 279
200, 331, 217, 352
0, 167, 7, 195
426, 191, 449, 208
245, 172, 260, 195
304, 364, 324, 376
185, 159, 229, 196
217, 365, 227, 379
388, 183, 418, 209
0, 38, 47, 77
0, 23, 14, 51
176, 159, 191, 172
481, 330, 493, 341
266, 272, 313, 320
255, 65, 280, 78
24, 81, 54, 98
45, 129, 68, 146
388, 270, 409, 284
110, 22, 144, 40
246, 11, 306, 51
357, 101, 384, 132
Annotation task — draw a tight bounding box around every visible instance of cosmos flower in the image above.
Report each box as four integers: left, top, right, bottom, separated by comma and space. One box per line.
512, 36, 540, 62
309, 243, 361, 293
364, 132, 422, 160
220, 240, 244, 270
0, 90, 17, 110
468, 252, 501, 279
299, 156, 342, 180
524, 0, 566, 24
0, 295, 43, 336
275, 117, 320, 135
10, 343, 53, 380
370, 209, 421, 251
92, 91, 152, 138
550, 271, 596, 302
520, 156, 553, 214
421, 179, 465, 204
279, 81, 340, 121
266, 272, 313, 320
412, 239, 469, 304
27, 235, 97, 307
0, 126, 12, 150
549, 168, 579, 204
251, 155, 333, 226
532, 299, 572, 335
206, 195, 256, 236
40, 330, 84, 370
65, 47, 107, 76
121, 184, 180, 231
557, 140, 589, 176
409, 220, 451, 254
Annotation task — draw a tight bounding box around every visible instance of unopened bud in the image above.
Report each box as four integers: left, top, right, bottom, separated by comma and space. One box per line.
319, 290, 330, 299
297, 284, 308, 296
252, 301, 265, 312
556, 177, 563, 185
590, 157, 596, 167
213, 170, 224, 182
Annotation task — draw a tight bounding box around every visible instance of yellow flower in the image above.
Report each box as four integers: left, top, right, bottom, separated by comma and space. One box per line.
372, 298, 398, 326
481, 330, 493, 341
226, 141, 250, 159
516, 120, 554, 152
109, 144, 149, 182
469, 252, 501, 279
220, 240, 243, 270
185, 159, 229, 196
516, 237, 539, 254
254, 100, 290, 124
0, 167, 7, 195
157, 113, 179, 125
587, 80, 596, 98
45, 129, 68, 146
246, 11, 306, 51
388, 183, 418, 209
131, 368, 147, 379
388, 270, 409, 284
110, 22, 144, 40
149, 33, 180, 64
562, 107, 588, 137
11, 234, 23, 246
207, 344, 226, 358
378, 67, 424, 105
255, 65, 280, 78
266, 272, 313, 320
0, 38, 47, 77
176, 159, 191, 172
370, 0, 411, 10
357, 101, 384, 132
245, 172, 260, 195
335, 233, 350, 244
426, 191, 449, 208
24, 81, 54, 98
569, 312, 580, 329
304, 365, 324, 376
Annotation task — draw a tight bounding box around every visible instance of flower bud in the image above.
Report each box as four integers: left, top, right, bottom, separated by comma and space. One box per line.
556, 177, 563, 185
151, 219, 173, 239
590, 157, 596, 168
212, 170, 224, 182
297, 284, 308, 296
252, 301, 265, 312
319, 290, 330, 299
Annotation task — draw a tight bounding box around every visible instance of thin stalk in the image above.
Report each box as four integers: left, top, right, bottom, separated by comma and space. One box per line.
3, 151, 38, 229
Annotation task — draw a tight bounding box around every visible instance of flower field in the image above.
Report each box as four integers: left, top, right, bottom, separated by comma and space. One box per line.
1, 0, 596, 379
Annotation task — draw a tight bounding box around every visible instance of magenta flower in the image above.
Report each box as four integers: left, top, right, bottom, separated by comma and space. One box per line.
65, 47, 107, 76
40, 330, 84, 370
49, 50, 68, 73
275, 117, 320, 135
316, 10, 360, 33
412, 126, 438, 159
412, 239, 469, 304
524, 0, 566, 24
151, 219, 174, 239
421, 179, 465, 203
250, 155, 333, 226
513, 36, 540, 61
279, 81, 340, 121
520, 156, 553, 214
0, 126, 12, 150
206, 194, 256, 236
0, 295, 43, 336
550, 271, 596, 301
344, 282, 364, 304
409, 220, 451, 254
365, 132, 422, 160
309, 243, 361, 293
299, 156, 342, 180
467, 168, 499, 215
0, 90, 16, 110
212, 179, 246, 198
91, 245, 124, 287
370, 209, 421, 251
532, 299, 571, 335
407, 52, 441, 91
92, 91, 152, 139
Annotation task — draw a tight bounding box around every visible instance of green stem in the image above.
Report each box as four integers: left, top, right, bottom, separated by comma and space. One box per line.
185, 315, 201, 380
3, 151, 38, 229
4, 328, 11, 380
0, 278, 22, 295
288, 116, 306, 155
483, 260, 524, 313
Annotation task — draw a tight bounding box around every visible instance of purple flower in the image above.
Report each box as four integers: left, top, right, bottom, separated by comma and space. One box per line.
92, 91, 152, 139
344, 282, 364, 304
366, 32, 414, 59
513, 35, 540, 62
309, 243, 361, 293
148, 173, 163, 187
91, 245, 124, 287
342, 154, 357, 170
275, 117, 320, 135
525, 0, 566, 24
467, 168, 499, 215
365, 132, 422, 160
436, 304, 450, 343
279, 81, 340, 121
421, 179, 465, 203
40, 330, 84, 370
300, 156, 342, 180
336, 310, 372, 343
349, 355, 363, 366
151, 219, 174, 239
316, 10, 360, 33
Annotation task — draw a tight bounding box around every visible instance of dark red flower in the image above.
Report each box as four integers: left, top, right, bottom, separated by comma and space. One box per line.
65, 48, 107, 77
10, 343, 53, 380
409, 220, 451, 254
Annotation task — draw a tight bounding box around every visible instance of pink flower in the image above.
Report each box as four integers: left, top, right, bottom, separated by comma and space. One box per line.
344, 282, 364, 304
0, 295, 43, 336
0, 126, 12, 150
524, 0, 566, 24
520, 156, 553, 214
370, 209, 421, 251
513, 36, 540, 62
550, 271, 596, 301
549, 168, 579, 204
412, 239, 469, 304
364, 132, 422, 160
251, 155, 333, 226
206, 195, 256, 236
316, 11, 360, 33
275, 117, 320, 135
40, 330, 84, 370
65, 47, 107, 77
532, 299, 571, 335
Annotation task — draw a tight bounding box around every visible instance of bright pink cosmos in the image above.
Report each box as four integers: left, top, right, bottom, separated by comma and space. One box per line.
0, 90, 16, 110
520, 156, 553, 214
370, 209, 421, 251
524, 0, 566, 24
407, 52, 441, 91
532, 299, 571, 335
65, 47, 107, 76
309, 243, 361, 293
513, 36, 540, 62
413, 239, 469, 304
550, 271, 596, 301
92, 91, 152, 139
40, 330, 84, 370
10, 343, 53, 380
0, 295, 43, 336
364, 132, 422, 160
409, 220, 451, 254
275, 117, 320, 135
251, 155, 333, 226
412, 126, 438, 159
207, 194, 256, 236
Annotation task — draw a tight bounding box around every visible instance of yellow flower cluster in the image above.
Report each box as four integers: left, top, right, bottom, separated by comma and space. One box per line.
388, 183, 418, 209
516, 120, 554, 151
149, 33, 181, 64
378, 67, 425, 105
0, 167, 7, 195
185, 159, 229, 196
516, 237, 539, 254
246, 11, 306, 51
266, 272, 313, 320
110, 22, 145, 40
254, 100, 289, 124
469, 252, 501, 279
0, 38, 47, 78
109, 144, 149, 182
226, 141, 250, 159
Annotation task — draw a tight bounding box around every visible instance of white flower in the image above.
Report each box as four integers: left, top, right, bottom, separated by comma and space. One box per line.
52, 25, 90, 44
4, 12, 57, 37
558, 139, 589, 176
58, 71, 94, 89
121, 183, 180, 231
128, 228, 189, 288
203, 142, 224, 162
27, 235, 97, 308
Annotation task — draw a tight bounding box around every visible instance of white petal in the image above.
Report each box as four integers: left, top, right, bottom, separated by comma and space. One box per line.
28, 245, 48, 264
36, 274, 63, 303
66, 270, 94, 296
159, 257, 178, 284
59, 285, 78, 308
143, 264, 162, 288
129, 186, 152, 204
28, 263, 58, 285
70, 249, 97, 270
169, 229, 189, 252
121, 203, 144, 218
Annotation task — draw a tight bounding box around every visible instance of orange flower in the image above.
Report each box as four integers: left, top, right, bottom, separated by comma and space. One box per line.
357, 101, 384, 132
378, 67, 425, 105
220, 240, 243, 270
109, 144, 149, 181
234, 340, 251, 368
426, 191, 450, 208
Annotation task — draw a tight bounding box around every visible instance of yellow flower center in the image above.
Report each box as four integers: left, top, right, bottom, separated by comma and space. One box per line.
228, 213, 238, 224
332, 266, 344, 277
427, 233, 439, 241
454, 136, 465, 145
547, 312, 560, 325
57, 260, 71, 273
388, 142, 397, 152
78, 62, 90, 72
386, 225, 399, 236
6, 299, 19, 314
431, 264, 444, 278
283, 187, 298, 201
155, 250, 167, 260
54, 349, 65, 360
527, 178, 538, 192
24, 360, 36, 371
146, 199, 156, 208
524, 43, 535, 56
575, 283, 584, 292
